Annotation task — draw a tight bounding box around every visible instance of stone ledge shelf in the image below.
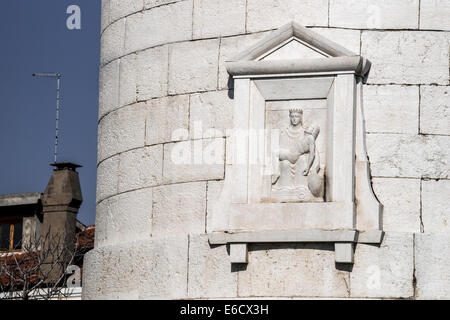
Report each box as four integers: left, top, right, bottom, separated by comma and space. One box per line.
208, 229, 384, 265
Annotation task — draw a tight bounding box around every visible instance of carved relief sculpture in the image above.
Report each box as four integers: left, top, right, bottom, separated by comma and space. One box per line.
271, 108, 324, 202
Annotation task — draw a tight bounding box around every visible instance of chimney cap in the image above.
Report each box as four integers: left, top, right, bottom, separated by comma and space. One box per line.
50, 162, 82, 171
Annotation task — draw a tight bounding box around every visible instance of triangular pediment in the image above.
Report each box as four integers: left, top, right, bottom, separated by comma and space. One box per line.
259, 38, 329, 61
226, 21, 371, 80
230, 21, 357, 62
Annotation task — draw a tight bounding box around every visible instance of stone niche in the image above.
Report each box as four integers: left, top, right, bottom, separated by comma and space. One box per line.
208, 22, 384, 266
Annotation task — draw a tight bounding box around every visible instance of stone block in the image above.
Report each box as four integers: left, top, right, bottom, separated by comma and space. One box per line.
421, 179, 450, 233
335, 243, 354, 263
119, 54, 137, 107
162, 138, 225, 184
350, 232, 414, 298
189, 90, 234, 139
230, 243, 248, 263
420, 86, 450, 135
193, 0, 246, 39
101, 18, 125, 66
372, 178, 421, 232
139, 235, 189, 299
311, 27, 362, 55
124, 1, 192, 55
95, 188, 153, 247
246, 0, 328, 33
109, 0, 144, 23
146, 95, 189, 145
168, 39, 219, 94
218, 32, 269, 89
98, 102, 146, 162
152, 182, 207, 236
118, 145, 163, 193
238, 242, 350, 297
83, 235, 188, 299
101, 0, 111, 33
188, 234, 237, 298
206, 180, 224, 232
362, 31, 449, 85
364, 85, 419, 134
330, 0, 419, 29
81, 243, 141, 299
415, 233, 450, 299
144, 0, 181, 9
96, 155, 119, 202
136, 45, 169, 100
420, 0, 450, 30
98, 60, 119, 120
366, 134, 450, 179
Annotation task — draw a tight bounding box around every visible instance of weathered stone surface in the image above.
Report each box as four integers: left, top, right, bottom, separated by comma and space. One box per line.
96, 188, 152, 248
96, 155, 119, 202
189, 90, 233, 139
246, 0, 328, 33
152, 182, 206, 236
98, 60, 119, 120
168, 39, 219, 94
420, 86, 450, 135
422, 179, 450, 233
230, 243, 248, 263
188, 234, 237, 298
98, 102, 146, 162
118, 145, 163, 193
119, 54, 137, 107
366, 134, 450, 179
91, 0, 450, 301
415, 233, 450, 299
136, 45, 168, 100
193, 0, 246, 39
82, 244, 139, 299
311, 27, 361, 55
206, 180, 224, 232
372, 178, 421, 232
330, 0, 419, 29
101, 18, 125, 66
83, 235, 188, 299
146, 95, 189, 145
420, 0, 450, 30
364, 85, 419, 134
218, 32, 269, 89
144, 0, 181, 9
101, 0, 111, 33
109, 0, 144, 23
350, 232, 414, 298
238, 243, 350, 297
124, 0, 192, 54
335, 243, 354, 263
138, 235, 189, 299
362, 31, 449, 85
162, 138, 225, 184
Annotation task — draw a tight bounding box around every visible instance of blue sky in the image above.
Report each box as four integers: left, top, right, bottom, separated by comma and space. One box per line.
0, 0, 101, 225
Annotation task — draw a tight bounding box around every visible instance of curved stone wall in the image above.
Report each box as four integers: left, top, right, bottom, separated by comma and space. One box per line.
83, 0, 450, 299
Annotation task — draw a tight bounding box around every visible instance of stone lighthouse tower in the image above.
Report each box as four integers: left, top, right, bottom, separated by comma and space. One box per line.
83, 0, 450, 299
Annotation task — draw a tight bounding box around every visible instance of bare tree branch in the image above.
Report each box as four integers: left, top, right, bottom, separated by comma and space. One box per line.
0, 228, 89, 300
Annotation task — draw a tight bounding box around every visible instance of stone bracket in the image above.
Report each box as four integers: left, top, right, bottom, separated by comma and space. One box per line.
209, 229, 384, 266
230, 243, 248, 264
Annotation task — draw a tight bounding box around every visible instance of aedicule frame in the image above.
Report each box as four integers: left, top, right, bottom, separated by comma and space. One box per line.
208, 22, 383, 266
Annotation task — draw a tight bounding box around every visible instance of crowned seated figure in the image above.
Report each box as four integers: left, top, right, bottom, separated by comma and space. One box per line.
271, 108, 324, 202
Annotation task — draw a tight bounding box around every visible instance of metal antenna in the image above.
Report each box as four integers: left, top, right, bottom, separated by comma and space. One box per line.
32, 73, 61, 163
